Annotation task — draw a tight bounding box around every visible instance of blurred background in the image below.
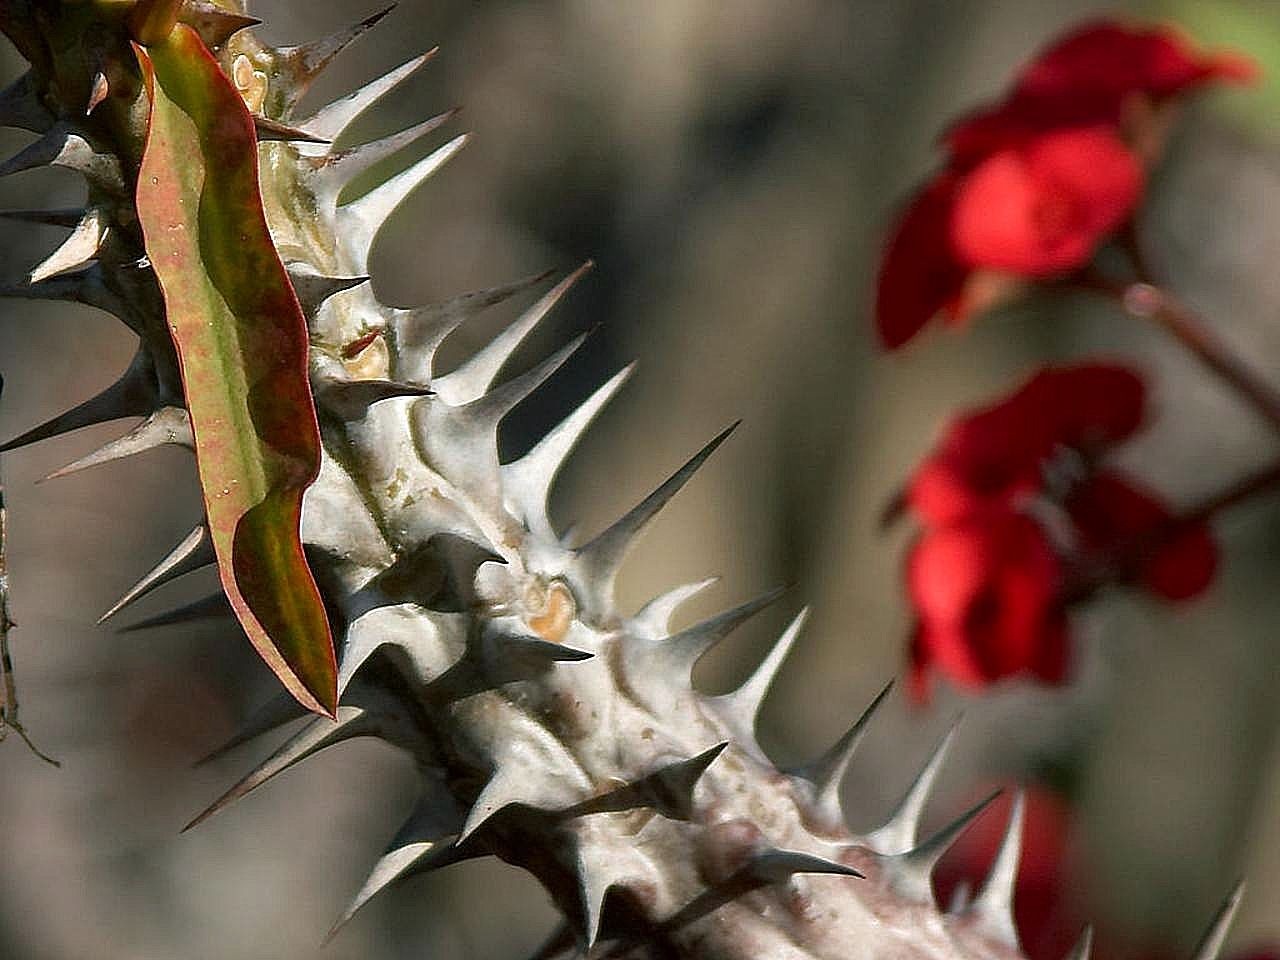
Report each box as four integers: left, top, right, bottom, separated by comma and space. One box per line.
1, 0, 1278, 957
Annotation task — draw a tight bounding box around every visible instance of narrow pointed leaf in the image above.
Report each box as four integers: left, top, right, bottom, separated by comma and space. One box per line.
134, 26, 336, 716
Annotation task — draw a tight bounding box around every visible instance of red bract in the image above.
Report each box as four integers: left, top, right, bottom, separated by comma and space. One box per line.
946, 20, 1256, 161
907, 511, 1068, 701
950, 128, 1142, 275
908, 364, 1145, 525
876, 174, 968, 349
901, 362, 1217, 699
1066, 471, 1217, 601
876, 19, 1255, 351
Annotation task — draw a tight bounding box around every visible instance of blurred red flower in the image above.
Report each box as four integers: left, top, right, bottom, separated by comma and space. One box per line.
908, 511, 1068, 702
875, 20, 1255, 350
946, 20, 1256, 161
1065, 471, 1217, 601
901, 363, 1217, 700
908, 364, 1145, 525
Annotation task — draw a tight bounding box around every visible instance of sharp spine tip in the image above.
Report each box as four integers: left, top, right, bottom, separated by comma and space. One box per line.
967, 789, 1025, 948
98, 522, 213, 624
881, 789, 1002, 903
796, 679, 895, 822
577, 422, 740, 589
1190, 882, 1246, 960
863, 714, 963, 855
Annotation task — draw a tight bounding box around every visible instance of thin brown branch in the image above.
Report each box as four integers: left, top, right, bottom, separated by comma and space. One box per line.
1124, 282, 1280, 434
0, 378, 59, 767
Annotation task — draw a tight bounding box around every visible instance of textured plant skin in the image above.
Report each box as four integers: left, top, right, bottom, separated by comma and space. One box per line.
0, 3, 1248, 959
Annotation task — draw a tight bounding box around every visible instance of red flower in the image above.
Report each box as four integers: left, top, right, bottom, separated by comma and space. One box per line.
901, 362, 1216, 700
875, 174, 969, 349
950, 128, 1142, 275
908, 364, 1145, 525
908, 511, 1068, 701
1066, 471, 1217, 601
876, 129, 1143, 349
876, 19, 1255, 351
946, 21, 1256, 162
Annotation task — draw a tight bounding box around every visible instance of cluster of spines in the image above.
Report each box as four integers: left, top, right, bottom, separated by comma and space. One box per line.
0, 5, 1251, 959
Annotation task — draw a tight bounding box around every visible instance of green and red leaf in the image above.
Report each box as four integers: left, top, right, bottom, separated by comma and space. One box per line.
133, 24, 337, 717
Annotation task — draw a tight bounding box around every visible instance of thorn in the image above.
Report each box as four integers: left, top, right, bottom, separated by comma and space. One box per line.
388, 267, 557, 383
0, 351, 157, 453
652, 849, 861, 939
565, 743, 728, 822
709, 608, 808, 747
1190, 882, 1245, 960
28, 208, 108, 284
571, 820, 663, 950
576, 423, 740, 599
1062, 927, 1094, 960
434, 262, 592, 405
118, 592, 232, 632
0, 125, 125, 194
0, 72, 52, 133
326, 782, 467, 939
458, 768, 525, 843
98, 522, 212, 624
631, 585, 790, 681
880, 789, 1001, 903
42, 406, 192, 482
311, 109, 461, 199
631, 576, 719, 638
180, 1, 262, 46
863, 716, 962, 855
501, 364, 634, 540
302, 49, 439, 143
428, 632, 592, 704
252, 114, 329, 144
275, 4, 400, 110
791, 680, 894, 824
0, 208, 87, 228
339, 132, 469, 272
285, 264, 370, 315
185, 686, 410, 831
0, 263, 130, 317
86, 72, 110, 116
458, 331, 590, 427
315, 376, 432, 420
194, 691, 309, 767
967, 790, 1025, 948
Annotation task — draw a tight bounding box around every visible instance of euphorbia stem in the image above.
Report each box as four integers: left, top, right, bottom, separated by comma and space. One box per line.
1121, 281, 1280, 434
1180, 456, 1280, 526
1101, 229, 1280, 434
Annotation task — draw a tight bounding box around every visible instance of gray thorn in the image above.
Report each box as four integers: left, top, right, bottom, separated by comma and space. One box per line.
302, 49, 439, 143
434, 261, 591, 405
967, 789, 1025, 949
863, 715, 963, 855
880, 790, 1002, 904
98, 521, 213, 624
791, 680, 895, 824
1190, 882, 1246, 960
576, 423, 740, 592
42, 406, 192, 483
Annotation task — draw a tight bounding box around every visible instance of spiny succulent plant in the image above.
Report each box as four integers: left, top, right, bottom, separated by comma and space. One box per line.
0, 3, 1250, 958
